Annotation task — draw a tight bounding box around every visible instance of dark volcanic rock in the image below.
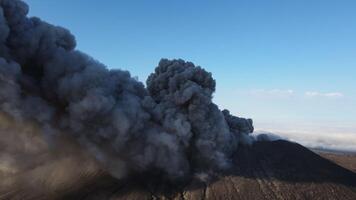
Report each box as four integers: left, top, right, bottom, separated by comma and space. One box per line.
1, 140, 356, 200
319, 152, 356, 173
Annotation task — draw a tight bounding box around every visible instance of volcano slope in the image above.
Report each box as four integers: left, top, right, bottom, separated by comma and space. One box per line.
1, 140, 355, 200
58, 140, 356, 200
318, 151, 356, 173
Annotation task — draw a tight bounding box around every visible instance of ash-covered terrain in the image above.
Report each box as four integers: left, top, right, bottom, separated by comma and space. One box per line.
317, 151, 356, 173
0, 118, 355, 200
0, 0, 355, 199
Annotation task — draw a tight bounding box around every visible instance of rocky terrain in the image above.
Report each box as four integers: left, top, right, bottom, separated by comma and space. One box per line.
1, 140, 355, 200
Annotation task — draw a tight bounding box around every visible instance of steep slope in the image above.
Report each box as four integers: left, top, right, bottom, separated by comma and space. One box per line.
318, 152, 356, 173
3, 140, 353, 200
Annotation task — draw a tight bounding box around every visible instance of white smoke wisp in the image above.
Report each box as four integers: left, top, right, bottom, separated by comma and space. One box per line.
0, 0, 254, 182
251, 131, 285, 142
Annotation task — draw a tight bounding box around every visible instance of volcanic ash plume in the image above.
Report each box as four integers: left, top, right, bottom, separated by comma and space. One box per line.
0, 0, 253, 180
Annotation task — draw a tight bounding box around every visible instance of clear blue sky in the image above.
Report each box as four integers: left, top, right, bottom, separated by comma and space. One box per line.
25, 0, 356, 134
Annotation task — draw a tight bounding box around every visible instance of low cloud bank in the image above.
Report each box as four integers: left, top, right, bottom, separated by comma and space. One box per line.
253, 130, 356, 153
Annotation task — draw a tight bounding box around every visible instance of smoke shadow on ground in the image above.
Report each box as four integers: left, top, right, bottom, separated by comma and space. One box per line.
60, 140, 356, 199
229, 140, 356, 186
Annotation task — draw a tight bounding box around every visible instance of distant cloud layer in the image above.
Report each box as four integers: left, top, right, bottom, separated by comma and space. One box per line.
249, 89, 344, 99
305, 91, 344, 98
254, 130, 356, 152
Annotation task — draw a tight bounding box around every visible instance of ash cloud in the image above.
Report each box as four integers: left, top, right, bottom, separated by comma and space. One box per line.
0, 0, 254, 181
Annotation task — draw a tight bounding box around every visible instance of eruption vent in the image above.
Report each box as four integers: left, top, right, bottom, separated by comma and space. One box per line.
0, 0, 253, 179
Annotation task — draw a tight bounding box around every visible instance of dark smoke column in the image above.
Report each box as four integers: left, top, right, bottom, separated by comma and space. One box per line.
0, 0, 254, 180
147, 59, 240, 169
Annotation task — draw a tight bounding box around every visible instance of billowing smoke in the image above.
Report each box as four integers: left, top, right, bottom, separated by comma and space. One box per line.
0, 0, 254, 180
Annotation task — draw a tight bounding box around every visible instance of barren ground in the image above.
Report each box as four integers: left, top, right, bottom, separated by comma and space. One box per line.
2, 140, 355, 200
317, 151, 356, 173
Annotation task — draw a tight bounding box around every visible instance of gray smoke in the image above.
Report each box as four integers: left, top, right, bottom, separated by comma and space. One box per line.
0, 0, 254, 180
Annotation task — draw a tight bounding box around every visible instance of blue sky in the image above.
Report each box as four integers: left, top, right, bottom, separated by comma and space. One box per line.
24, 0, 356, 145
